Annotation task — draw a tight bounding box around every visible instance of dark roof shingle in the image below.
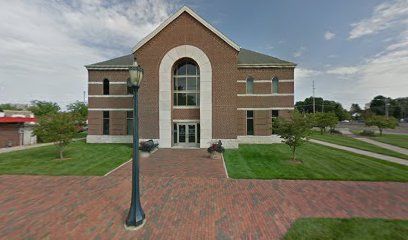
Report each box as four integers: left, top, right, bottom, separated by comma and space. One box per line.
85, 54, 133, 69
237, 48, 296, 67
86, 48, 296, 69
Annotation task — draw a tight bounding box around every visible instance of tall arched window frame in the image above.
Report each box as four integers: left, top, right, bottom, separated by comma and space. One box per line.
173, 59, 200, 106
246, 76, 254, 94
272, 77, 279, 94
103, 79, 109, 95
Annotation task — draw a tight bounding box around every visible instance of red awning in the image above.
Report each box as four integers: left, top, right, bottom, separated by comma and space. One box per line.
0, 117, 36, 123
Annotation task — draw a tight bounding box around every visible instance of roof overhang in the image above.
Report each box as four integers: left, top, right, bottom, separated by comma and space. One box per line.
85, 65, 132, 70
237, 64, 297, 68
132, 6, 240, 53
0, 117, 36, 123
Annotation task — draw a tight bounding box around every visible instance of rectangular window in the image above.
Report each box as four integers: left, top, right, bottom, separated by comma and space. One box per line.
103, 111, 109, 135
272, 110, 279, 118
246, 79, 254, 94
173, 123, 177, 144
127, 111, 133, 135
246, 111, 254, 135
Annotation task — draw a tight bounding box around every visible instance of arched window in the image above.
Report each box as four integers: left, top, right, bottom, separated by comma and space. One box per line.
272, 77, 279, 94
246, 76, 254, 94
173, 59, 200, 106
103, 79, 109, 95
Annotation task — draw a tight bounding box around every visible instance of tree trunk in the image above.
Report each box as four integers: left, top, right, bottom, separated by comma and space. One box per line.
292, 146, 296, 161
320, 128, 324, 135
58, 143, 64, 159
379, 128, 383, 136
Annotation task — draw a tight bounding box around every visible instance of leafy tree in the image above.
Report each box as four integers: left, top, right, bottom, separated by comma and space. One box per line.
28, 100, 60, 117
314, 112, 339, 134
33, 112, 77, 159
273, 111, 313, 162
350, 103, 362, 114
295, 97, 350, 120
67, 101, 88, 123
365, 115, 398, 136
0, 103, 19, 112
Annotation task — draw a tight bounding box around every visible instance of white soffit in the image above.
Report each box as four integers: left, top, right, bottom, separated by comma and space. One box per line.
132, 6, 240, 52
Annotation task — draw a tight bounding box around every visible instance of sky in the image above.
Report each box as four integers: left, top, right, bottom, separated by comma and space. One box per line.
1, 0, 407, 110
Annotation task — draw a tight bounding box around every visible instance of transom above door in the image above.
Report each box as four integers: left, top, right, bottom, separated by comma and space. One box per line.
173, 122, 200, 147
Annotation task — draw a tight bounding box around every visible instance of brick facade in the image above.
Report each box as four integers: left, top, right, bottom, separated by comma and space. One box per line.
0, 123, 21, 148
86, 7, 295, 147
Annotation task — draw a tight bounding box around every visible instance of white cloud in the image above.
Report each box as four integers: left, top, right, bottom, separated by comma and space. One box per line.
0, 0, 176, 107
349, 0, 408, 39
293, 0, 408, 109
324, 31, 335, 40
326, 66, 359, 75
293, 47, 306, 58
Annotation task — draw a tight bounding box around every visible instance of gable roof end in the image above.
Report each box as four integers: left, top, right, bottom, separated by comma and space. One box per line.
132, 6, 240, 52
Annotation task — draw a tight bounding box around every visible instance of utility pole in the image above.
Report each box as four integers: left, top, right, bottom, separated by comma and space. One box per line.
312, 80, 316, 115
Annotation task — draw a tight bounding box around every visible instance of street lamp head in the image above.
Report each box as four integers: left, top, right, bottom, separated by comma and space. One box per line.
128, 65, 144, 87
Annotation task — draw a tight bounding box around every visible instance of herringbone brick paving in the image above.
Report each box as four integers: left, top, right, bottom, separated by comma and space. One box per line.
0, 149, 407, 239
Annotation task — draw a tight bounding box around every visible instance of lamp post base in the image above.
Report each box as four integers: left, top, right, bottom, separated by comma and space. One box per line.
124, 219, 146, 231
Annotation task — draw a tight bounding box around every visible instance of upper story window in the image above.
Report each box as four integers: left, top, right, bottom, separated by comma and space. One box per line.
272, 77, 279, 94
246, 77, 254, 94
103, 79, 109, 95
173, 59, 200, 106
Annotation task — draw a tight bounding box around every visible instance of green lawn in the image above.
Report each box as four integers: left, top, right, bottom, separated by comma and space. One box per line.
369, 134, 408, 149
310, 132, 408, 160
0, 141, 132, 176
223, 143, 408, 181
284, 218, 408, 240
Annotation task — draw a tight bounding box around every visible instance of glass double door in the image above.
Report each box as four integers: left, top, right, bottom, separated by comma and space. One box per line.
174, 122, 200, 147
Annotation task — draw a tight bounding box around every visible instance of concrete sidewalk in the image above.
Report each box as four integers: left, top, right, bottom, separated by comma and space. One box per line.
310, 139, 408, 166
0, 138, 86, 154
353, 137, 408, 155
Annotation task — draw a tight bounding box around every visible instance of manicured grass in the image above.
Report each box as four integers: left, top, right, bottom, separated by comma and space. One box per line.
0, 141, 132, 176
310, 132, 408, 160
223, 143, 408, 181
284, 218, 408, 240
369, 134, 408, 149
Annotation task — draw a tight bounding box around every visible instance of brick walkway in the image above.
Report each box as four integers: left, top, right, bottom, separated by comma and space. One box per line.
111, 149, 227, 178
1, 149, 407, 239
1, 175, 407, 239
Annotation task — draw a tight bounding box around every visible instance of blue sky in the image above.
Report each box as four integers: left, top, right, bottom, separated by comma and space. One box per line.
1, 0, 407, 109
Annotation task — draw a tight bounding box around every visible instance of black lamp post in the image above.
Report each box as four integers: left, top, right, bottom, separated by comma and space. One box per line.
125, 64, 146, 230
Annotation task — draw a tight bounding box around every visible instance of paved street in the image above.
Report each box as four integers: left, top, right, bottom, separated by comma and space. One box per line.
0, 149, 407, 239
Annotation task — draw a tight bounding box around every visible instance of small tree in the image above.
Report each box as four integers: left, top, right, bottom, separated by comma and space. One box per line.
33, 112, 77, 159
29, 100, 60, 117
67, 101, 88, 128
273, 111, 313, 162
314, 112, 339, 134
365, 115, 398, 136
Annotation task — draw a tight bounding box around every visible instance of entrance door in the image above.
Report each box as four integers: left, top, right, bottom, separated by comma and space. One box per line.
174, 122, 200, 147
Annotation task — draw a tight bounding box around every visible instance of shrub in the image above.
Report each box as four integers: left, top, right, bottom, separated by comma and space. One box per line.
360, 130, 375, 137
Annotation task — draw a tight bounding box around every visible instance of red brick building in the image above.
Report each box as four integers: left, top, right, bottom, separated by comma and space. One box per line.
85, 6, 295, 148
0, 111, 37, 148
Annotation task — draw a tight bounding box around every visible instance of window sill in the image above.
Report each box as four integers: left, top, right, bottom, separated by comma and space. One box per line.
173, 106, 200, 109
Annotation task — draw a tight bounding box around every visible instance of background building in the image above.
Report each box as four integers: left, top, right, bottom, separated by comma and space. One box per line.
85, 6, 295, 148
0, 110, 37, 148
